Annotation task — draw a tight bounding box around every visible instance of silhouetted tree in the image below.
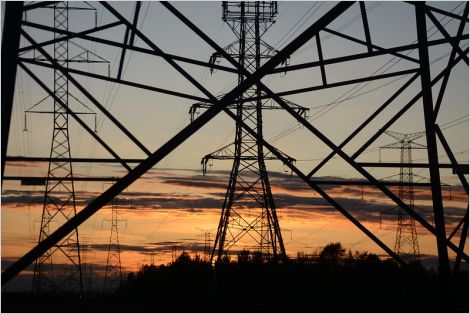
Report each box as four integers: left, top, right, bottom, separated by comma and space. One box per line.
251, 251, 263, 264
174, 251, 192, 264
237, 249, 250, 264
319, 242, 345, 264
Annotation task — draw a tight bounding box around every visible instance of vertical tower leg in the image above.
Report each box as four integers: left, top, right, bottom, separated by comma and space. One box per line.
415, 2, 451, 309
1, 2, 23, 183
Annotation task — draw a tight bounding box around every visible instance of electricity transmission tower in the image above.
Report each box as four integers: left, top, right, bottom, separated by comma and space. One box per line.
32, 2, 83, 295
3, 2, 468, 306
191, 2, 307, 262
381, 131, 426, 261
29, 2, 107, 295
103, 202, 126, 293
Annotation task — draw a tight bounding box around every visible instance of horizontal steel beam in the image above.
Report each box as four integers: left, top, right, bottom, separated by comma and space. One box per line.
4, 176, 120, 183
4, 175, 432, 187
309, 180, 431, 187
453, 168, 469, 175
5, 156, 144, 163
357, 162, 468, 171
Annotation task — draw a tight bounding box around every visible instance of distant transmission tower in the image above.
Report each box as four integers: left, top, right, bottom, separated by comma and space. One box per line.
196, 228, 212, 261
381, 131, 426, 261
191, 2, 307, 262
32, 2, 82, 295
103, 202, 126, 293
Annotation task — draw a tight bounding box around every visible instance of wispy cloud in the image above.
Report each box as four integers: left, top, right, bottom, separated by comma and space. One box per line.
3, 172, 466, 223
88, 241, 206, 254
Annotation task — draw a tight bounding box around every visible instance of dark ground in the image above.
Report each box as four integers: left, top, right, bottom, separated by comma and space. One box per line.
2, 248, 468, 312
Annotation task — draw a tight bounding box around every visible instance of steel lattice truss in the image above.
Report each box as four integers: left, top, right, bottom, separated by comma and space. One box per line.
1, 1, 469, 290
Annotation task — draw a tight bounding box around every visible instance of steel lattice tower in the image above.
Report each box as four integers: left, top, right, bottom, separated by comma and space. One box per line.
3, 3, 468, 308
213, 1, 281, 261
103, 202, 124, 292
381, 131, 426, 261
192, 2, 306, 262
32, 2, 83, 295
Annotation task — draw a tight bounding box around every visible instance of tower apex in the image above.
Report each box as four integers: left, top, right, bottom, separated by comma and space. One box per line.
222, 1, 278, 23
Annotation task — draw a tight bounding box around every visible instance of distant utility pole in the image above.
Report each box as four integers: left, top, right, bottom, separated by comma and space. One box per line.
172, 245, 177, 262
191, 1, 308, 263
196, 228, 212, 261
81, 237, 89, 293
381, 131, 426, 261
204, 232, 211, 262
103, 202, 126, 293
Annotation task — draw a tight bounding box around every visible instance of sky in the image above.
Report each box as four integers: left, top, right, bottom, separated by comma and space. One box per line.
1, 1, 469, 291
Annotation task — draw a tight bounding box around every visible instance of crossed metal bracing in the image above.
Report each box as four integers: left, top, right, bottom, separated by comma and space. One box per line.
1, 2, 469, 294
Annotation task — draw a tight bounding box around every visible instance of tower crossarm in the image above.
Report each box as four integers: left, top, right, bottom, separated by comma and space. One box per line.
209, 40, 289, 74
380, 141, 427, 150
384, 130, 426, 142
201, 142, 296, 175
190, 97, 308, 122
21, 41, 110, 76
201, 142, 236, 174
222, 1, 278, 23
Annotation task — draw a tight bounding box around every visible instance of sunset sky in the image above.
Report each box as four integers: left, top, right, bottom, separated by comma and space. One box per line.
1, 1, 468, 291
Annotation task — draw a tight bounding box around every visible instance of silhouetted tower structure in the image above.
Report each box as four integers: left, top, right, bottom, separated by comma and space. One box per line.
191, 1, 306, 262
32, 2, 83, 295
196, 228, 212, 261
381, 131, 426, 261
103, 202, 126, 292
203, 232, 211, 261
